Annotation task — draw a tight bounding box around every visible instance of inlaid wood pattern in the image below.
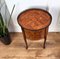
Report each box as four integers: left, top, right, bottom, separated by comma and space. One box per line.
24, 27, 48, 40
17, 9, 52, 40
17, 9, 52, 30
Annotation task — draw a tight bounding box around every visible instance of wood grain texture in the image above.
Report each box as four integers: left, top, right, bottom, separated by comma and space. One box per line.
24, 27, 48, 40
0, 32, 60, 59
17, 9, 52, 30
17, 8, 52, 40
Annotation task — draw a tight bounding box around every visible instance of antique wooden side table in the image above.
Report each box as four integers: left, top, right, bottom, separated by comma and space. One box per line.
17, 8, 52, 49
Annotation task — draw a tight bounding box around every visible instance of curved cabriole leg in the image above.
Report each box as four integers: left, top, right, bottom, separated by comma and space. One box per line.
43, 28, 47, 49
21, 27, 28, 49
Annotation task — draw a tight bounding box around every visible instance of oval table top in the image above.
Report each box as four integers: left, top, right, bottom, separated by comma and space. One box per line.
17, 8, 52, 30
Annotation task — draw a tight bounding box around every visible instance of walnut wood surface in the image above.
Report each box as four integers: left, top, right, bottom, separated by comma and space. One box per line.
17, 9, 52, 30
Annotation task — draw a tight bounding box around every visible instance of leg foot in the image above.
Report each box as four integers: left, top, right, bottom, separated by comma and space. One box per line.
21, 27, 28, 49
43, 28, 47, 49
43, 37, 46, 49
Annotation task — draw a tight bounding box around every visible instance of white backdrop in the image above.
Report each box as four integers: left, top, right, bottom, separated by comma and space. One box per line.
3, 0, 60, 32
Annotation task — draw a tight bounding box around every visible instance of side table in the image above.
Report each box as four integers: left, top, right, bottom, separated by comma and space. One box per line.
17, 8, 52, 49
